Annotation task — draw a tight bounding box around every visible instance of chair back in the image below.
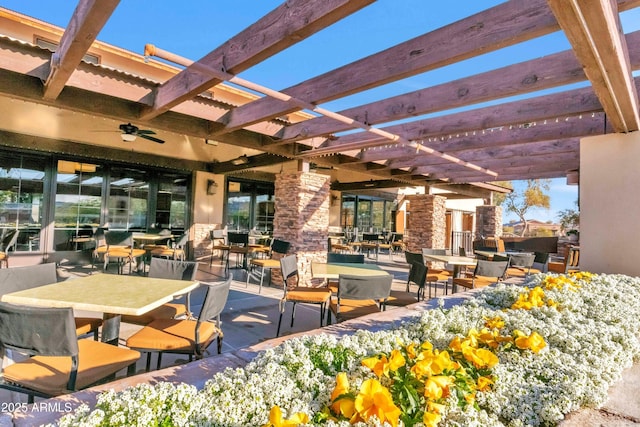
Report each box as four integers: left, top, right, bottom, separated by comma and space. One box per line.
404, 250, 424, 266
534, 251, 550, 265
337, 274, 392, 301
474, 259, 509, 280
0, 302, 78, 357
566, 247, 580, 271
0, 229, 19, 252
408, 262, 427, 290
271, 239, 290, 255
459, 247, 466, 257
391, 233, 403, 242
492, 254, 510, 262
0, 263, 58, 295
197, 274, 232, 324
422, 248, 447, 256
228, 232, 249, 246
279, 255, 298, 289
105, 231, 133, 247
509, 253, 535, 268
148, 258, 198, 281
327, 253, 365, 263
172, 233, 189, 249
362, 233, 379, 243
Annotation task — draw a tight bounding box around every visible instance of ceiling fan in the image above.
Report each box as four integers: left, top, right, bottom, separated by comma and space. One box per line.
118, 123, 165, 144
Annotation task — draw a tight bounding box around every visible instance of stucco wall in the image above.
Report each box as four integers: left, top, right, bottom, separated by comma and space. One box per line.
581, 132, 640, 276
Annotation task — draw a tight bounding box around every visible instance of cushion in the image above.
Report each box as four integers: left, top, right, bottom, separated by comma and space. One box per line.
330, 299, 381, 321
126, 319, 218, 352
74, 317, 102, 336
121, 302, 187, 325
2, 340, 139, 396
387, 290, 418, 306
286, 287, 332, 304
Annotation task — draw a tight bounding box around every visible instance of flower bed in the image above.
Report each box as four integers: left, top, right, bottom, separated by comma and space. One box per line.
54, 273, 640, 427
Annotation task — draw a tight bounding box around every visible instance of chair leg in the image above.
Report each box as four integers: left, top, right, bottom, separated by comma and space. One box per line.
145, 353, 152, 372
276, 311, 284, 337
156, 352, 163, 371
319, 302, 326, 326
290, 302, 297, 327
217, 336, 223, 354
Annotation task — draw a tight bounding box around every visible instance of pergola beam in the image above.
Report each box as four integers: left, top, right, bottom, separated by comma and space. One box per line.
138, 0, 374, 121
547, 0, 640, 132
213, 0, 561, 135
42, 0, 120, 100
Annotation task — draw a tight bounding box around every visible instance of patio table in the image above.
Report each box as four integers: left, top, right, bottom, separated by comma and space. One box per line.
311, 262, 389, 280
1, 273, 198, 345
421, 254, 477, 278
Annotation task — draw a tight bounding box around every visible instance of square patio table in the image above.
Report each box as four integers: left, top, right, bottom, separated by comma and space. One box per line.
311, 262, 389, 280
1, 273, 198, 345
421, 254, 477, 278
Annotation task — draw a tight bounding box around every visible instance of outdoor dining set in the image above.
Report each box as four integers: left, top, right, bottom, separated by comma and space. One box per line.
0, 228, 579, 404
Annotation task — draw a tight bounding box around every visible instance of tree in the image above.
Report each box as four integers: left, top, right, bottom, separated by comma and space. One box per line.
557, 201, 579, 234
497, 179, 551, 237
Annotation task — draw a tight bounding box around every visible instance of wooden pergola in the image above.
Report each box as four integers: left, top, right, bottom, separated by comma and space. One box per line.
0, 0, 639, 191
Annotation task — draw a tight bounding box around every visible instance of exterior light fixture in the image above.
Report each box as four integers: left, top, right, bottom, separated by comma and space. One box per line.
206, 179, 218, 195
231, 155, 249, 166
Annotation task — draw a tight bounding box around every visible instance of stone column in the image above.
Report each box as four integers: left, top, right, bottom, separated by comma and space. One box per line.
404, 195, 447, 252
475, 205, 503, 239
273, 171, 330, 287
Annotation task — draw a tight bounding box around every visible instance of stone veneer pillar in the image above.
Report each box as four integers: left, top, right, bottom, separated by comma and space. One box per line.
475, 205, 503, 239
273, 171, 330, 287
404, 195, 447, 252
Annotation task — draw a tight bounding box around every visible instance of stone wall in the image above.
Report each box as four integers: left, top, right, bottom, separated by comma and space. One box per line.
192, 223, 220, 259
274, 171, 330, 286
404, 195, 446, 252
475, 205, 502, 239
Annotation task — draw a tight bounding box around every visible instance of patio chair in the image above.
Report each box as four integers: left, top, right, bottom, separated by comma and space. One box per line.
103, 231, 146, 275
452, 259, 509, 291
548, 246, 580, 274
246, 239, 290, 293
0, 229, 19, 268
0, 263, 102, 340
390, 233, 405, 256
276, 255, 332, 337
420, 248, 453, 297
0, 302, 139, 403
531, 251, 550, 274
387, 262, 426, 306
209, 229, 229, 267
325, 252, 366, 293
327, 273, 392, 324
505, 252, 536, 278
126, 274, 231, 372
227, 232, 250, 270
150, 233, 189, 261
120, 258, 199, 325
360, 233, 381, 260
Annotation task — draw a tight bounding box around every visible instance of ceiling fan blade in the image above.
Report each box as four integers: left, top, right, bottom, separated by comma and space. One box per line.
138, 134, 165, 144
137, 129, 157, 135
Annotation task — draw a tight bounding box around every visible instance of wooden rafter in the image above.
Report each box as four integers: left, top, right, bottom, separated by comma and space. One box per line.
42, 0, 120, 100
273, 29, 640, 145
547, 0, 640, 132
138, 0, 374, 121
212, 0, 560, 135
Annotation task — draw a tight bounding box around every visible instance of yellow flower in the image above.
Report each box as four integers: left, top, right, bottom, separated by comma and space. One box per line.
330, 373, 356, 419
362, 355, 388, 378
388, 349, 406, 372
424, 375, 454, 400
423, 409, 442, 427
514, 331, 547, 354
411, 349, 456, 378
484, 316, 505, 330
354, 379, 401, 427
477, 375, 494, 392
263, 406, 309, 427
462, 347, 499, 369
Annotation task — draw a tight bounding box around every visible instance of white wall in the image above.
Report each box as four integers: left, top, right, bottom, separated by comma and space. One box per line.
581, 132, 640, 276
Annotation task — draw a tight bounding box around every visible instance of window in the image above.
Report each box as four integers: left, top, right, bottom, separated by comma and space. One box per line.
225, 179, 274, 232
54, 160, 102, 250
0, 153, 44, 252
108, 168, 149, 230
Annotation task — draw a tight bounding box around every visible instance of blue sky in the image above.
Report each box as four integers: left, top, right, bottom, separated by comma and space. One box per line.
3, 1, 638, 223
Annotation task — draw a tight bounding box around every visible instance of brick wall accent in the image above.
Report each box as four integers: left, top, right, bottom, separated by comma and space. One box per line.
192, 223, 221, 259
475, 205, 503, 239
273, 171, 330, 287
404, 195, 447, 252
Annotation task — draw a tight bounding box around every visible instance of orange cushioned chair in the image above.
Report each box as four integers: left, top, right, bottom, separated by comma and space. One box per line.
0, 302, 139, 403
328, 273, 393, 323
452, 259, 509, 292
126, 274, 231, 371
548, 246, 580, 274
